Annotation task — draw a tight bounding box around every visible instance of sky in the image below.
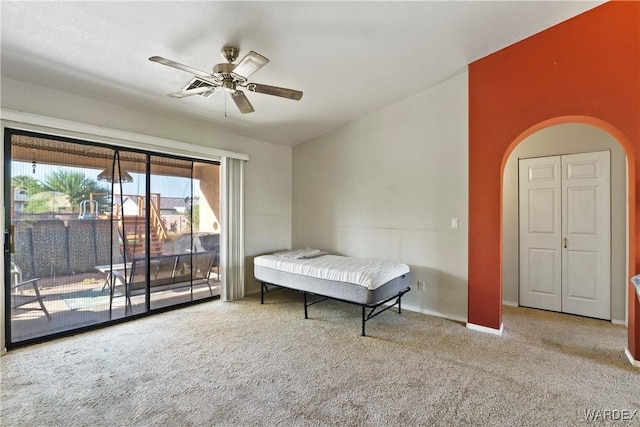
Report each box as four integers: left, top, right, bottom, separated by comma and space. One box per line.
12, 161, 198, 199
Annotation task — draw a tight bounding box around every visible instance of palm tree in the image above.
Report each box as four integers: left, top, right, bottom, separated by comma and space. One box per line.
11, 175, 43, 195
43, 170, 110, 212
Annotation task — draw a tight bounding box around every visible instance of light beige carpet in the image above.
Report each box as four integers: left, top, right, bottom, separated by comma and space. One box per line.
1, 289, 638, 426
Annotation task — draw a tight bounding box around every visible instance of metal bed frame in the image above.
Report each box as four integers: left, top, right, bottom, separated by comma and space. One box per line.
260, 281, 410, 336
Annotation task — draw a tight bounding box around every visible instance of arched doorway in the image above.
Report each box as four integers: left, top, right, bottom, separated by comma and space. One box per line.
502, 123, 628, 324
467, 0, 639, 366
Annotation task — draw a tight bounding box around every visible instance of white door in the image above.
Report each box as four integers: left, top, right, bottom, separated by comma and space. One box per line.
519, 151, 610, 319
561, 152, 610, 319
519, 156, 562, 312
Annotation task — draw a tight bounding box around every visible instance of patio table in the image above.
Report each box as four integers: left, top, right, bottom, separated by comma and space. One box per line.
95, 260, 162, 291
95, 263, 131, 291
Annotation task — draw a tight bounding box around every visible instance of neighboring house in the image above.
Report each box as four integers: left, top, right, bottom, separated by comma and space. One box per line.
160, 196, 198, 216
120, 197, 140, 216
28, 191, 72, 213
12, 187, 27, 212
12, 189, 72, 214
160, 197, 198, 234
1, 2, 638, 363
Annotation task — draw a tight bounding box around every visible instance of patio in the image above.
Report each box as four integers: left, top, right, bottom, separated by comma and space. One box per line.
11, 271, 220, 342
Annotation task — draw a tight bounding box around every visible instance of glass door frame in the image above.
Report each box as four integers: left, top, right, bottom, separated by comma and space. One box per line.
4, 128, 221, 349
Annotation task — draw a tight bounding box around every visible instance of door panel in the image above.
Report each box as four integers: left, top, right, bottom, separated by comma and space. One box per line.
561, 151, 610, 319
519, 156, 562, 311
566, 250, 598, 299
529, 189, 557, 233
566, 188, 597, 234
527, 248, 558, 295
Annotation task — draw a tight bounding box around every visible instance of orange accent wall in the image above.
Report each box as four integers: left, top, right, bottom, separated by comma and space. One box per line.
468, 1, 640, 358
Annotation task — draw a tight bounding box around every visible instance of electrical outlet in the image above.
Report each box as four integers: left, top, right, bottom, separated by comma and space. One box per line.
417, 280, 425, 291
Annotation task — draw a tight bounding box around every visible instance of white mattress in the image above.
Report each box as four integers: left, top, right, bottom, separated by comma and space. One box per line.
254, 252, 410, 290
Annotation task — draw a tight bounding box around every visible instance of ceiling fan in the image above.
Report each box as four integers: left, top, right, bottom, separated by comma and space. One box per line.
149, 46, 303, 114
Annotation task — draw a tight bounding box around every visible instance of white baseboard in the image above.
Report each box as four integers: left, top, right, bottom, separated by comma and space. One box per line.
625, 348, 640, 368
611, 318, 627, 326
502, 300, 518, 307
401, 304, 467, 324
466, 322, 504, 336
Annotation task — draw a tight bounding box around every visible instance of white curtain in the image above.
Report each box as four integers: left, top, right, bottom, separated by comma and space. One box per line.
220, 157, 245, 301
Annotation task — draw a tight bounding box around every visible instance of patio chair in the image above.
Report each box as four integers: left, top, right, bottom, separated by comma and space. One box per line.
11, 262, 51, 319
174, 251, 216, 295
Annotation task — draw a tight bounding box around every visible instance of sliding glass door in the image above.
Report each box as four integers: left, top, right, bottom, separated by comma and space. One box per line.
4, 129, 221, 346
148, 157, 221, 309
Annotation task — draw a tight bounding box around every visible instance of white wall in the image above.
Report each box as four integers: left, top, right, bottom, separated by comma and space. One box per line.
292, 71, 469, 321
502, 123, 627, 323
1, 77, 292, 348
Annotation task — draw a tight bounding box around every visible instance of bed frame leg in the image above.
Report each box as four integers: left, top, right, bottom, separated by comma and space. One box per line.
260, 281, 409, 337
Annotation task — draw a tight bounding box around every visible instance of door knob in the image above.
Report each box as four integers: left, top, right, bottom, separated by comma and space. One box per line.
563, 237, 568, 249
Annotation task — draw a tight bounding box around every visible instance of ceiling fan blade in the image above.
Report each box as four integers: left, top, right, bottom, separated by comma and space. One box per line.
246, 83, 303, 100
230, 90, 255, 114
168, 86, 217, 99
232, 51, 269, 79
149, 56, 214, 80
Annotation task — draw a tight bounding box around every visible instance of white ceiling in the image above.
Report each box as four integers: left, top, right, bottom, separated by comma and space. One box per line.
1, 1, 603, 147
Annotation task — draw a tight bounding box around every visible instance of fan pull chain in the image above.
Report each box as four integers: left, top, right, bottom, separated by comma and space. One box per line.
224, 93, 227, 118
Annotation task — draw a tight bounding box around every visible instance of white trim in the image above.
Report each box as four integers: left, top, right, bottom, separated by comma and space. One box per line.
401, 304, 467, 324
466, 322, 504, 336
612, 318, 627, 326
624, 348, 640, 368
1, 109, 249, 161
502, 300, 518, 307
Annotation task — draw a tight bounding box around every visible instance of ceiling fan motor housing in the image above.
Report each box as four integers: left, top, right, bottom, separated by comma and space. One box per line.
213, 62, 236, 77
213, 62, 242, 91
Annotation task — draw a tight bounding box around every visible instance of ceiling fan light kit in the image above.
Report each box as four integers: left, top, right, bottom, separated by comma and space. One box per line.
149, 46, 302, 114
